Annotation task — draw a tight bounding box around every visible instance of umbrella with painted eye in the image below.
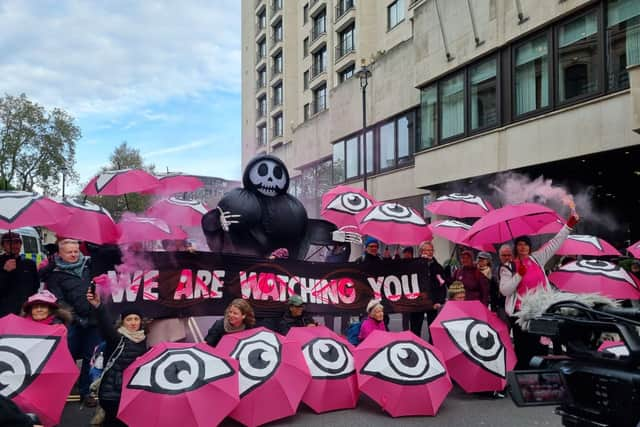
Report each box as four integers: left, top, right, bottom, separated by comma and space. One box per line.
429, 301, 516, 393
116, 214, 187, 244
428, 219, 496, 252
321, 185, 376, 228
627, 240, 640, 258
598, 340, 629, 357
0, 314, 79, 427
354, 202, 432, 245
426, 193, 493, 218
285, 325, 358, 413
0, 191, 71, 229
216, 327, 311, 427
143, 173, 204, 196
145, 197, 209, 227
48, 197, 119, 244
555, 234, 621, 257
549, 260, 640, 300
118, 342, 239, 427
354, 330, 452, 417
81, 168, 160, 196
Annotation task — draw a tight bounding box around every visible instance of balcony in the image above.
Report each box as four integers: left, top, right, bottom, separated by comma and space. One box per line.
256, 106, 267, 119
335, 44, 355, 62
310, 62, 326, 80
311, 26, 326, 43
255, 77, 266, 92
335, 0, 354, 22
270, 66, 282, 80
311, 99, 327, 115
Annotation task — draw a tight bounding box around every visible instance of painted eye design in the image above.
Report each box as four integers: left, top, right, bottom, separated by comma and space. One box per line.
361, 203, 425, 226
230, 331, 281, 397
360, 341, 446, 385
436, 193, 490, 212
302, 338, 355, 379
0, 336, 60, 398
128, 347, 234, 394
326, 192, 372, 215
441, 319, 506, 378
560, 260, 638, 288
601, 344, 629, 357
566, 235, 603, 251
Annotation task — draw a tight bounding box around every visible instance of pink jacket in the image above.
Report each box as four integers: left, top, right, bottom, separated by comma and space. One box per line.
358, 316, 386, 342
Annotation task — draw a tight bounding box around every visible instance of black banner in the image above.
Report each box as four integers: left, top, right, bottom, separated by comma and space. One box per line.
103, 252, 436, 318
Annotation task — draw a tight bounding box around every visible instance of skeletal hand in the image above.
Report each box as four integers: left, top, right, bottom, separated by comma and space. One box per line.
218, 207, 241, 232
332, 230, 362, 245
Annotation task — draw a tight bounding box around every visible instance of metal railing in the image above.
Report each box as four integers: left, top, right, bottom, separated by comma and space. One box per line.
335, 0, 354, 21
311, 62, 326, 79
335, 44, 354, 61
311, 25, 326, 42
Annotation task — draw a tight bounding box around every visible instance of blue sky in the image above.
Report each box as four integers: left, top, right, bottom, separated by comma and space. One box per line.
0, 0, 242, 193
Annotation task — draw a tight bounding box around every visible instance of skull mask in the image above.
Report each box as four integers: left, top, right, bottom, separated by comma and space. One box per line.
243, 155, 289, 197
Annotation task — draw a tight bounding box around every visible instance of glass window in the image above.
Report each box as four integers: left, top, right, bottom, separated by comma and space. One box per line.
388, 0, 405, 29
304, 70, 309, 89
273, 83, 282, 106
333, 141, 345, 183
606, 0, 640, 91
359, 130, 374, 175
380, 121, 396, 170
339, 24, 355, 57
257, 68, 267, 88
470, 57, 498, 130
273, 114, 283, 137
313, 47, 327, 76
313, 84, 327, 112
258, 10, 266, 29
303, 4, 309, 24
345, 136, 359, 179
515, 35, 550, 115
304, 103, 310, 120
273, 21, 283, 42
440, 73, 465, 139
339, 64, 355, 83
257, 39, 266, 59
273, 52, 283, 74
258, 96, 267, 117
303, 37, 309, 57
313, 10, 326, 39
419, 85, 437, 150
557, 10, 600, 103
397, 115, 411, 163
257, 124, 267, 145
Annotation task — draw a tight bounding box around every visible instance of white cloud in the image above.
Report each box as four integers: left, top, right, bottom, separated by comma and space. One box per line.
144, 138, 215, 157
0, 0, 241, 118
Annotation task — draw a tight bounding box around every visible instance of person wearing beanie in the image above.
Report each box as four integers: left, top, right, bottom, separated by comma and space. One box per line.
21, 290, 72, 326
356, 237, 382, 263
277, 294, 317, 335
447, 281, 466, 301
358, 299, 386, 341
500, 213, 579, 369
87, 287, 147, 426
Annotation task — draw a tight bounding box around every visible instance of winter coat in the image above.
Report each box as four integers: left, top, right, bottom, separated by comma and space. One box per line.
358, 316, 386, 342
96, 304, 147, 403
0, 255, 40, 317
421, 257, 448, 308
204, 319, 254, 347
277, 310, 316, 335
45, 261, 96, 326
452, 266, 489, 305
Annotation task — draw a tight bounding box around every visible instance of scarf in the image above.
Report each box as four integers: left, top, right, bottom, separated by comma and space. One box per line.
117, 326, 146, 343
33, 315, 55, 325
54, 253, 88, 278
224, 318, 246, 333
479, 265, 492, 280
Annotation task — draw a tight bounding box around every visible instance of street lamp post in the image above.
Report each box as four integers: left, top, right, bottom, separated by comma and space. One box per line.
355, 59, 371, 192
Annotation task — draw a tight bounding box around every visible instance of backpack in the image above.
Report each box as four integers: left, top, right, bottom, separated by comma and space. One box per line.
345, 321, 362, 346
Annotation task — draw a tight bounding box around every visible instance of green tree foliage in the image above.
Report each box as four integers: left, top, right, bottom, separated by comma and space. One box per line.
0, 93, 80, 193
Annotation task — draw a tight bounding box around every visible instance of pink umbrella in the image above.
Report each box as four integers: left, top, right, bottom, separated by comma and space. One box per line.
48, 197, 119, 244
118, 342, 239, 427
82, 169, 160, 196
598, 340, 629, 357
143, 173, 204, 196
355, 202, 432, 245
145, 197, 209, 227
463, 203, 564, 247
354, 330, 452, 417
426, 193, 493, 218
285, 326, 358, 413
549, 260, 640, 300
0, 191, 71, 229
429, 301, 516, 393
555, 234, 621, 257
217, 328, 311, 427
0, 314, 79, 427
117, 214, 187, 244
628, 240, 640, 258
321, 185, 376, 228
428, 219, 496, 252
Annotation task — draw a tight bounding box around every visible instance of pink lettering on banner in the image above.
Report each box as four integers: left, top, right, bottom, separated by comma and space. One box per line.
240, 271, 261, 299
337, 278, 356, 304
107, 270, 143, 303
174, 269, 193, 300
257, 273, 280, 301
142, 270, 159, 300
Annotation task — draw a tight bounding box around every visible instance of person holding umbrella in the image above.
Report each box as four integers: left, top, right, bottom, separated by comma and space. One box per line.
0, 232, 40, 317
21, 290, 72, 326
499, 213, 579, 369
204, 299, 256, 347
86, 288, 147, 427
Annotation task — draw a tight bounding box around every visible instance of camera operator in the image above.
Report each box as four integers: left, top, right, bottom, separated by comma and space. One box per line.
500, 214, 579, 369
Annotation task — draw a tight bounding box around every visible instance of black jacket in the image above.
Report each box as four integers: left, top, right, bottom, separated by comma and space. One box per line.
422, 257, 448, 307
0, 254, 39, 317
277, 310, 316, 335
45, 262, 96, 326
0, 394, 35, 427
204, 319, 254, 347
96, 304, 147, 403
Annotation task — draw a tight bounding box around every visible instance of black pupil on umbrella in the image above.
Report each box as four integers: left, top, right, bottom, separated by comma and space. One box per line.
389, 205, 403, 213
347, 195, 362, 207
167, 361, 191, 383
248, 348, 269, 370
273, 166, 283, 179
476, 330, 495, 350
589, 260, 606, 267
320, 344, 339, 362
399, 348, 419, 368
258, 164, 268, 176
0, 360, 13, 377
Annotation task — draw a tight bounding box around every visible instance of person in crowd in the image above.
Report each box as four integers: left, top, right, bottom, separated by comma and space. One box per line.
277, 294, 317, 335
161, 239, 190, 252
356, 237, 382, 263
0, 395, 43, 427
0, 232, 40, 317
358, 299, 386, 342
491, 244, 513, 324
401, 246, 414, 259
409, 241, 447, 339
453, 250, 489, 305
325, 242, 350, 263
87, 288, 146, 427
45, 238, 101, 407
205, 299, 256, 347
21, 289, 72, 326
268, 247, 289, 259
500, 214, 579, 370
630, 260, 640, 280
382, 246, 393, 260
447, 281, 466, 301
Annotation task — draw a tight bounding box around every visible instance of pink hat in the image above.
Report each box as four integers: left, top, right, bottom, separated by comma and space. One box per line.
23, 290, 59, 310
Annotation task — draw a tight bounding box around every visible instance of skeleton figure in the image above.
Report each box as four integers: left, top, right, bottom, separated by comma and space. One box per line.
202, 155, 313, 259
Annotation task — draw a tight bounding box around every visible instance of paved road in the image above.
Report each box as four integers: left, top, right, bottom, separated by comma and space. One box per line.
61, 386, 562, 427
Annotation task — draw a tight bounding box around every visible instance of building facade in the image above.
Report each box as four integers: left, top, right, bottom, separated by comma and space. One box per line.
241, 0, 640, 247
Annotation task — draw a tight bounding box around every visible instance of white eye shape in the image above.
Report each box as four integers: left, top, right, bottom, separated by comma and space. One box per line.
361, 203, 425, 226
128, 347, 234, 394
361, 341, 446, 385
326, 192, 372, 215
436, 193, 490, 212
560, 260, 639, 288
230, 331, 281, 397
441, 318, 506, 378
302, 338, 355, 379
0, 336, 59, 398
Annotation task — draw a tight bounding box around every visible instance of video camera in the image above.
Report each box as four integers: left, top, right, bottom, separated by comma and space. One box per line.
507, 301, 640, 427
